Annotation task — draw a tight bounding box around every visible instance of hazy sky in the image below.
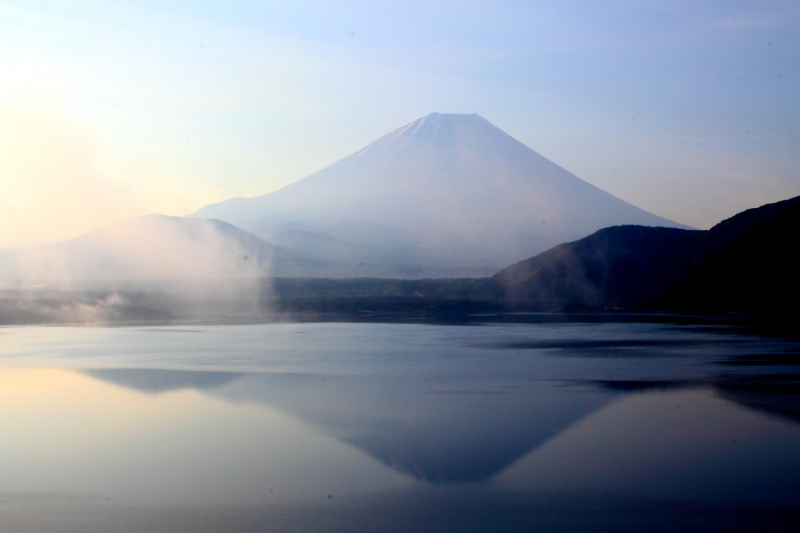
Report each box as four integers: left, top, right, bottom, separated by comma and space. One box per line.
1, 0, 798, 246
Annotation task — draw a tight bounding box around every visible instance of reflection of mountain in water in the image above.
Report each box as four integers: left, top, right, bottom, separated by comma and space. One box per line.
86, 360, 800, 484
85, 369, 614, 483
85, 368, 242, 393
595, 373, 800, 426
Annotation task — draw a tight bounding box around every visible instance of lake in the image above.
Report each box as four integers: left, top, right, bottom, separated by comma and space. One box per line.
1, 316, 799, 532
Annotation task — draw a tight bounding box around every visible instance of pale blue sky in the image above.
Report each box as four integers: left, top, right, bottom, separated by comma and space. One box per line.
1, 0, 798, 245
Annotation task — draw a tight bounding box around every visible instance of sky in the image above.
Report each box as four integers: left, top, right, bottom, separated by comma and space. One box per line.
1, 0, 798, 247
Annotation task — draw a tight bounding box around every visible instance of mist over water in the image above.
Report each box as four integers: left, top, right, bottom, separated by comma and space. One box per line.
3, 215, 272, 281
0, 215, 280, 324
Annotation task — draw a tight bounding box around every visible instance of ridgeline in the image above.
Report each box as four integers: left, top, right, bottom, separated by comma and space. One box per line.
1, 196, 798, 326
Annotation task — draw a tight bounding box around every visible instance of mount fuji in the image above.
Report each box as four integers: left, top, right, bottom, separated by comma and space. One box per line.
190, 113, 689, 277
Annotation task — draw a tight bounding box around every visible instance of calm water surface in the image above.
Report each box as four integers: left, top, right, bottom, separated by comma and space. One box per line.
1, 318, 799, 532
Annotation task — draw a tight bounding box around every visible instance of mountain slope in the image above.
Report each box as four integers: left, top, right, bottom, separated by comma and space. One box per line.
658, 195, 800, 314
488, 195, 800, 314
493, 226, 702, 307
189, 113, 689, 275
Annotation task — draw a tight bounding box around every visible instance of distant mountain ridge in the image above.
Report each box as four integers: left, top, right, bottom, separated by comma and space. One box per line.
190, 113, 689, 276
0, 215, 285, 282
1, 196, 797, 324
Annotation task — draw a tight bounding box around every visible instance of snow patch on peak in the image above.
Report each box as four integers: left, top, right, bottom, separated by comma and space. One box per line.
355, 113, 492, 159
396, 116, 431, 151
389, 121, 417, 142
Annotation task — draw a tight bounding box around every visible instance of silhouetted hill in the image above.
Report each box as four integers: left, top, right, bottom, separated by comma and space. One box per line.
492, 226, 702, 307
489, 195, 800, 317
657, 195, 800, 314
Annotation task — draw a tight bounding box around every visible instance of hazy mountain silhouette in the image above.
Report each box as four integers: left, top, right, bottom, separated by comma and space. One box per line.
2, 190, 795, 323
261, 225, 705, 313
0, 214, 292, 282
264, 195, 800, 316
493, 226, 702, 307
189, 113, 689, 276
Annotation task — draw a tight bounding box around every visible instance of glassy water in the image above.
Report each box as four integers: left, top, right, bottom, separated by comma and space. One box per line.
1, 318, 799, 532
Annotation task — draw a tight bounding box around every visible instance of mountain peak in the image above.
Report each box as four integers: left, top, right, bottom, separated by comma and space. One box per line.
392, 112, 491, 137
418, 112, 483, 123
188, 114, 689, 275
354, 112, 502, 159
